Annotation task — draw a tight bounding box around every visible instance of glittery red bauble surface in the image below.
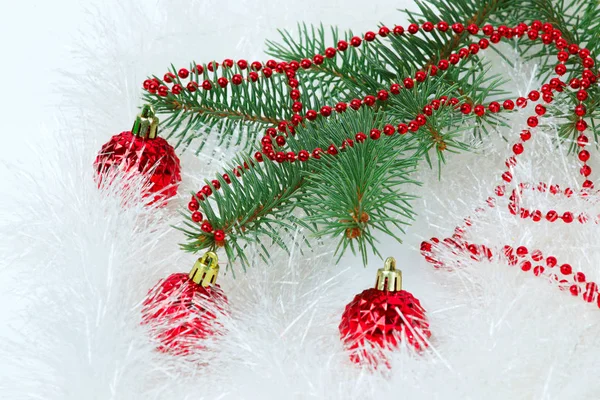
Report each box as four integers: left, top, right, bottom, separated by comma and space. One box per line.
141, 273, 228, 355
339, 288, 431, 363
94, 131, 181, 202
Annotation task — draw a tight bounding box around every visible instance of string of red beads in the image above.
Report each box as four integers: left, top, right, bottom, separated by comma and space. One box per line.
144, 20, 596, 250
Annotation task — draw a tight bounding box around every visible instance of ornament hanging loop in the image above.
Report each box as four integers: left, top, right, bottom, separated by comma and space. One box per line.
375, 257, 402, 292
189, 251, 220, 287
132, 104, 159, 139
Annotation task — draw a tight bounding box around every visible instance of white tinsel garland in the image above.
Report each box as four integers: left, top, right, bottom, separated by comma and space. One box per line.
1, 0, 600, 399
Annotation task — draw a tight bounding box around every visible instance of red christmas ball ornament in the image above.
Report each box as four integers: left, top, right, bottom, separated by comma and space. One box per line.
94, 105, 181, 203
339, 257, 431, 365
141, 251, 228, 355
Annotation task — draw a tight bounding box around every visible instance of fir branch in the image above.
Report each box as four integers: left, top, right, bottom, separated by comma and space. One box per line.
144, 63, 293, 153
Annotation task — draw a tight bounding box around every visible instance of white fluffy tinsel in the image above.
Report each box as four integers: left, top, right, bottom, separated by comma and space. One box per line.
2, 1, 600, 399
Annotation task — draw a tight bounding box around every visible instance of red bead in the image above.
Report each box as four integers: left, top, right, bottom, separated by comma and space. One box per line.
513, 143, 524, 155
422, 22, 434, 32
248, 72, 259, 82
460, 103, 472, 114
393, 26, 405, 35
576, 120, 587, 132
231, 74, 243, 85
560, 264, 573, 275
578, 150, 590, 161
570, 285, 581, 296
408, 121, 419, 132
364, 31, 376, 41
320, 106, 332, 117
474, 105, 485, 117
364, 95, 376, 106
263, 67, 273, 78
516, 97, 527, 108
579, 48, 591, 58
557, 51, 569, 61
397, 123, 408, 134
479, 38, 489, 49
251, 61, 262, 71
451, 23, 464, 33
306, 110, 318, 121
378, 26, 390, 37
214, 230, 225, 241
217, 77, 228, 88
563, 212, 574, 223
437, 21, 449, 32
555, 64, 566, 75
325, 47, 336, 58
503, 100, 515, 110
355, 132, 367, 143
467, 23, 479, 34
335, 102, 347, 113
275, 136, 286, 146
583, 57, 595, 68
581, 165, 592, 177
408, 23, 419, 34
327, 145, 338, 155
527, 116, 538, 127
300, 59, 312, 69
546, 256, 557, 268
377, 89, 389, 101
188, 200, 199, 211
313, 54, 324, 65
186, 81, 198, 92
575, 272, 586, 282
207, 61, 219, 72
202, 80, 212, 90
403, 78, 414, 89
369, 129, 381, 140
415, 71, 427, 82
516, 246, 528, 257
191, 210, 204, 223
546, 210, 558, 222
201, 221, 213, 233
178, 68, 189, 79
381, 124, 394, 135
520, 130, 532, 141
449, 53, 460, 64
520, 260, 532, 271
237, 59, 248, 70
489, 101, 500, 113
350, 36, 362, 47
275, 151, 286, 163
577, 90, 588, 101
569, 43, 579, 54
535, 105, 546, 116
438, 59, 449, 70
298, 150, 310, 161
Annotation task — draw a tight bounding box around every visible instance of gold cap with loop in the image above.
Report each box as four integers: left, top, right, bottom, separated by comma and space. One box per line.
375, 257, 402, 292
189, 251, 220, 287
132, 104, 159, 139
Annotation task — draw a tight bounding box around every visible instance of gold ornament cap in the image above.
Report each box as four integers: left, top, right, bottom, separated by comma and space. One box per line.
189, 251, 220, 287
374, 257, 402, 292
132, 104, 159, 139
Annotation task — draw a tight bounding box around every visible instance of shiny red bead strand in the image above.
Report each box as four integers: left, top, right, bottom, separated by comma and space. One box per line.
150, 21, 596, 246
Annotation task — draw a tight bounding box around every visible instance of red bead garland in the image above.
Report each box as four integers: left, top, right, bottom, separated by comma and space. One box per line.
145, 20, 596, 253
